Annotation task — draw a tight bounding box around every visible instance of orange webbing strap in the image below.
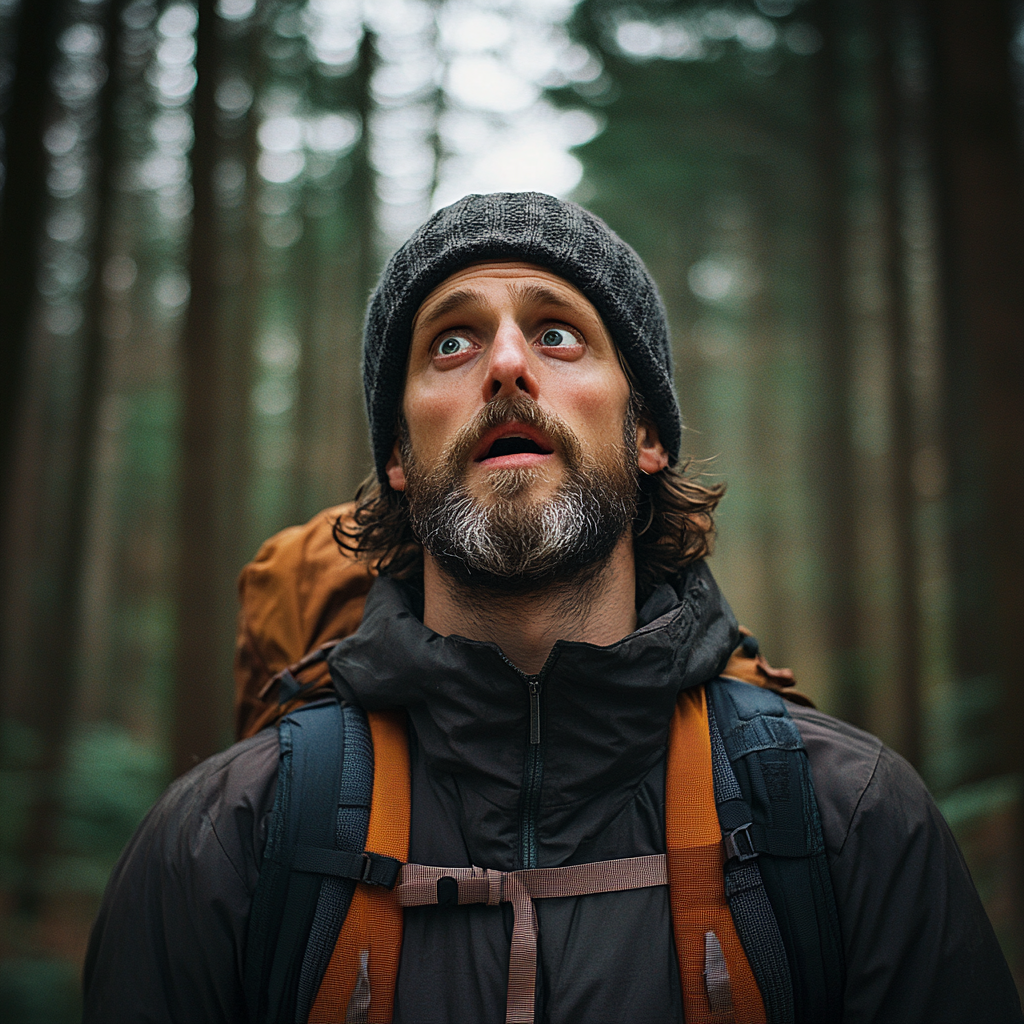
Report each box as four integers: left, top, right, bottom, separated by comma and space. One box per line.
667, 686, 766, 1024
308, 710, 410, 1024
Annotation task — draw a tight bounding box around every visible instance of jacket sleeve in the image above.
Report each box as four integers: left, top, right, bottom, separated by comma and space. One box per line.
793, 706, 1023, 1024
82, 731, 279, 1024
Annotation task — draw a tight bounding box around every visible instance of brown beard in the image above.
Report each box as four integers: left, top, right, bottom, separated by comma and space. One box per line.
402, 395, 638, 594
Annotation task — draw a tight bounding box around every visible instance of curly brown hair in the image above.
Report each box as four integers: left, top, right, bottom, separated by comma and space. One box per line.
334, 453, 724, 606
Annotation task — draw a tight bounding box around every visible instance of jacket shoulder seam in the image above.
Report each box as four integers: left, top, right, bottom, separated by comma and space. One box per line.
832, 741, 884, 860
204, 810, 252, 889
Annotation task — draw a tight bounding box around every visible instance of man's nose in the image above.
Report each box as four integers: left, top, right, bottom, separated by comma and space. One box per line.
483, 321, 539, 403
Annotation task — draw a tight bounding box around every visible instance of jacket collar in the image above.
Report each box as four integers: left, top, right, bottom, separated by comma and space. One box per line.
327, 561, 738, 866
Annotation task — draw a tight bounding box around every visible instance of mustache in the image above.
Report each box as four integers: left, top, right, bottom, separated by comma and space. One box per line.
436, 395, 584, 475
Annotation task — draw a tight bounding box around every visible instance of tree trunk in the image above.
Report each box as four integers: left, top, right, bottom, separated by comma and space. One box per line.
809, 0, 864, 728
746, 174, 789, 665
869, 0, 922, 768
337, 28, 379, 498
14, 0, 126, 912
923, 0, 1024, 980
291, 208, 319, 523
0, 0, 64, 506
219, 12, 261, 654
172, 0, 226, 776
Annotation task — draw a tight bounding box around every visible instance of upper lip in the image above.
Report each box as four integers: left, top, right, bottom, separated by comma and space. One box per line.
472, 422, 555, 462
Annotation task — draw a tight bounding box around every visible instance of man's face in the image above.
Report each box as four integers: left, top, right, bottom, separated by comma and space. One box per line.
386, 261, 665, 589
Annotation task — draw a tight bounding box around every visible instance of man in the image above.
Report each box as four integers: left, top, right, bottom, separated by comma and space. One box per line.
84, 192, 1021, 1022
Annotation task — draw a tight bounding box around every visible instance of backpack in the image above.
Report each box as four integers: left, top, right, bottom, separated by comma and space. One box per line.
236, 508, 844, 1024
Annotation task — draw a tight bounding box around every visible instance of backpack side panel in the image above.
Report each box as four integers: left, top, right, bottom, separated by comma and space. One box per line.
708, 679, 845, 1024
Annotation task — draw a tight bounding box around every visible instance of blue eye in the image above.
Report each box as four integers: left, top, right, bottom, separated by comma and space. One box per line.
437, 335, 471, 356
541, 328, 576, 347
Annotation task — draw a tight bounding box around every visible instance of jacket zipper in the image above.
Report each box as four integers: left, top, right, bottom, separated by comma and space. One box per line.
499, 652, 559, 873
500, 649, 562, 869
528, 679, 541, 744
519, 675, 543, 869
498, 651, 550, 869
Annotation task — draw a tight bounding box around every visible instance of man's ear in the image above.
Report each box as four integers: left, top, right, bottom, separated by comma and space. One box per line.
385, 440, 407, 491
636, 414, 670, 475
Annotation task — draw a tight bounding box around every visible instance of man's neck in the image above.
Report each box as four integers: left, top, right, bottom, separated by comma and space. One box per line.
421, 536, 639, 675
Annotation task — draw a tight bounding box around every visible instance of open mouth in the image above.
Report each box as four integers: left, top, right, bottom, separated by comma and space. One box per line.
481, 435, 551, 460
474, 427, 555, 464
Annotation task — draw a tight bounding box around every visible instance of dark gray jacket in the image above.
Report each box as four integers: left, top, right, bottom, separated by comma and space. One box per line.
84, 566, 1022, 1023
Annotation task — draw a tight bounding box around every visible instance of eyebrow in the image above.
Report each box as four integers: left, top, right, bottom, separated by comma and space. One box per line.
414, 288, 487, 331
506, 281, 580, 314
414, 281, 585, 334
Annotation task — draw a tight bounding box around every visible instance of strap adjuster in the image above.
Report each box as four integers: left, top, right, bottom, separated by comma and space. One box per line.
360, 852, 375, 883
723, 822, 758, 863
292, 844, 402, 888
360, 851, 403, 888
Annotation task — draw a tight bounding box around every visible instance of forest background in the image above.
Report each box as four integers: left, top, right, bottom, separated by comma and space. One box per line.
1, 0, 1022, 1018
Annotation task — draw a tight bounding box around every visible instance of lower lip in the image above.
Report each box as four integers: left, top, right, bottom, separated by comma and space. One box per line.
475, 451, 553, 470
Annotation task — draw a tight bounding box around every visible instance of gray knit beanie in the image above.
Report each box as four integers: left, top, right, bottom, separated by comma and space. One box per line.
363, 191, 681, 481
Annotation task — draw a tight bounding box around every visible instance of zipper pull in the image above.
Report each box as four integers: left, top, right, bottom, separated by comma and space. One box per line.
528, 680, 541, 745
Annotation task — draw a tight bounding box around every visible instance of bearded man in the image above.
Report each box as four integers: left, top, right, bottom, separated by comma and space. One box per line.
83, 193, 1021, 1024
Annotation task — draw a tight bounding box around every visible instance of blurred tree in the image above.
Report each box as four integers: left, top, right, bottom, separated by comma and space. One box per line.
808, 0, 864, 731
0, 0, 66, 508
868, 0, 922, 767
923, 0, 1024, 980
14, 0, 128, 913
217, 4, 263, 658
172, 0, 226, 776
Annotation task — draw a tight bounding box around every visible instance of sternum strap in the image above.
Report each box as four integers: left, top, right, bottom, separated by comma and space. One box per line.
396, 854, 668, 1024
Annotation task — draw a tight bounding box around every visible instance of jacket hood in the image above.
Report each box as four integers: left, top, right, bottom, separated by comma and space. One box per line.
327, 560, 738, 868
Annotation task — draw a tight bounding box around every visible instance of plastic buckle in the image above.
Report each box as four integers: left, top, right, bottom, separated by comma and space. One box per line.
723, 823, 758, 862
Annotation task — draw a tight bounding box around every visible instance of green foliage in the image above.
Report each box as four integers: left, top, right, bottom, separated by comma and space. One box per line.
0, 722, 42, 890
0, 958, 81, 1024
52, 723, 169, 894
0, 720, 167, 895
926, 674, 1004, 795
938, 773, 1021, 831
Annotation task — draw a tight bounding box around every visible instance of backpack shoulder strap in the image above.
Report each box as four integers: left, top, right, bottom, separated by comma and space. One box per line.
244, 701, 407, 1024
706, 678, 845, 1024
666, 685, 767, 1023
307, 708, 410, 1024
